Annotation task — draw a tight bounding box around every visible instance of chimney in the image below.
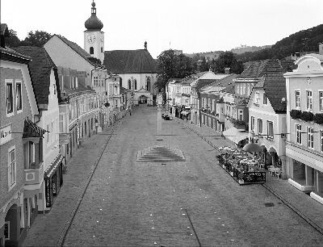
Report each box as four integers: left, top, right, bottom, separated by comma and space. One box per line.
144, 41, 147, 50
224, 67, 230, 74
319, 43, 323, 55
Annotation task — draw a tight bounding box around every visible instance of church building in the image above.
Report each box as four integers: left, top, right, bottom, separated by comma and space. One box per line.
84, 1, 157, 106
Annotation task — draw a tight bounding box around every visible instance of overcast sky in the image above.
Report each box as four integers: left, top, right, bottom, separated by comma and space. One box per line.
2, 0, 323, 58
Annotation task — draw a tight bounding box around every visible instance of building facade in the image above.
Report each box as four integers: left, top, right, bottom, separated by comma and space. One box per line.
284, 51, 323, 204
0, 36, 42, 246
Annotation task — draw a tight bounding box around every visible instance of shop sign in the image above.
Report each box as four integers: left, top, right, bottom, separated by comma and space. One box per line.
45, 178, 52, 207
0, 125, 12, 145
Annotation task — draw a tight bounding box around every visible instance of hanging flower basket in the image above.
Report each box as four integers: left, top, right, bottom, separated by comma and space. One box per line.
314, 113, 323, 125
300, 111, 314, 122
290, 109, 302, 119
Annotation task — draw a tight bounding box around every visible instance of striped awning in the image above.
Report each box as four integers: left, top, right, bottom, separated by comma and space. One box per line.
45, 154, 63, 178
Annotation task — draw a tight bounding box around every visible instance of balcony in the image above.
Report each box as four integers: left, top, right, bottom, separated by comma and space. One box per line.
25, 162, 44, 185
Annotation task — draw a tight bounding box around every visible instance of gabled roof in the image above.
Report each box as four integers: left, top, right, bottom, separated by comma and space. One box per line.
252, 59, 287, 113
201, 74, 236, 92
236, 60, 272, 80
0, 46, 31, 63
103, 49, 156, 74
194, 79, 216, 90
54, 35, 99, 67
14, 46, 56, 106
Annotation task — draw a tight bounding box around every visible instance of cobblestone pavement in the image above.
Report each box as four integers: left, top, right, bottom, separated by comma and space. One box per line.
23, 106, 323, 247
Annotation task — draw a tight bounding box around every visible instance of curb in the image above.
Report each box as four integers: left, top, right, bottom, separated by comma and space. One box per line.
262, 183, 323, 236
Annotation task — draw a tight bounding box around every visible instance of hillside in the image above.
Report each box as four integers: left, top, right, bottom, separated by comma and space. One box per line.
236, 23, 323, 62
231, 45, 271, 54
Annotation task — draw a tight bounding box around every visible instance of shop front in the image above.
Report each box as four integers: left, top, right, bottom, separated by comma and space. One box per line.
44, 155, 64, 209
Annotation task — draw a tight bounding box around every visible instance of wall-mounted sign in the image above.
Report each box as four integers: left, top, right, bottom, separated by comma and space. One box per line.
0, 125, 12, 146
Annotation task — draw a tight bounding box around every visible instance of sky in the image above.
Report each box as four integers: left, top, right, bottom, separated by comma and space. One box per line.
1, 0, 323, 58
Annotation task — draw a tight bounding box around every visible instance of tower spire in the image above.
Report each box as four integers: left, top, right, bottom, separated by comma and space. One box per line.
91, 0, 96, 15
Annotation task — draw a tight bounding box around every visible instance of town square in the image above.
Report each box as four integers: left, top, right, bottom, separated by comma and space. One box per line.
1, 0, 323, 246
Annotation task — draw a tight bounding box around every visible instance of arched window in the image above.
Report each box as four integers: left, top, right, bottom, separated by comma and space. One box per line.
128, 79, 131, 89
119, 78, 122, 88
90, 47, 94, 54
146, 77, 151, 91
134, 79, 137, 90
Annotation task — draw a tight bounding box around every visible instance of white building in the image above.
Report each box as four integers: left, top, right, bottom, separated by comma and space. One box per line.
284, 48, 323, 204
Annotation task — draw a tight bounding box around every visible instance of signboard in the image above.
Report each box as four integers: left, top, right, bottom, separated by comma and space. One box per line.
0, 125, 12, 145
45, 178, 52, 207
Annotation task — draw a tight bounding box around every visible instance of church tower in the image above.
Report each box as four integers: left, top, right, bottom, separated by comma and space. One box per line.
84, 0, 104, 63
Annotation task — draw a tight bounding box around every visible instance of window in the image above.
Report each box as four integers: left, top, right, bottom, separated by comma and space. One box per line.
53, 84, 57, 95
8, 146, 16, 190
250, 116, 255, 132
59, 114, 64, 133
307, 127, 314, 149
320, 131, 323, 152
146, 77, 151, 91
94, 76, 98, 87
89, 47, 94, 54
263, 95, 267, 105
134, 79, 137, 90
319, 91, 323, 111
306, 90, 313, 110
267, 121, 274, 138
257, 119, 263, 134
47, 125, 50, 143
4, 221, 10, 240
16, 82, 22, 111
296, 124, 302, 144
255, 92, 260, 104
128, 80, 131, 90
6, 81, 14, 115
295, 90, 300, 108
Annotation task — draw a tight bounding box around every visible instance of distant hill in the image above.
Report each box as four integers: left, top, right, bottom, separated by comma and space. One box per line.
236, 23, 323, 62
231, 45, 271, 55
184, 51, 222, 61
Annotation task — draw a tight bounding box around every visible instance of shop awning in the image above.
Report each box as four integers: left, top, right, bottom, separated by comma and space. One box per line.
45, 154, 63, 178
223, 127, 249, 144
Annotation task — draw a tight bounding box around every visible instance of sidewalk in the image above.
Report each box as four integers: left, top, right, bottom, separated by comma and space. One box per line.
22, 122, 121, 247
176, 118, 323, 235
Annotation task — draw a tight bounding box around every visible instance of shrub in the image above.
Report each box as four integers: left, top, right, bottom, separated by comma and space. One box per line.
290, 109, 302, 119
300, 111, 314, 122
314, 113, 323, 124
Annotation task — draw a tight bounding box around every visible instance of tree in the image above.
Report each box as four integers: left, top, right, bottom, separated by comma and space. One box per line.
213, 51, 244, 74
20, 30, 52, 47
155, 50, 194, 92
4, 29, 21, 47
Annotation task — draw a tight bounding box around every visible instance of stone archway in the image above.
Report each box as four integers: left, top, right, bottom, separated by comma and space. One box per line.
139, 95, 147, 104
4, 204, 19, 247
268, 146, 280, 167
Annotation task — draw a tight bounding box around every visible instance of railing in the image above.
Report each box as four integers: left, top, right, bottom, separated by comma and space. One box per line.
25, 162, 44, 185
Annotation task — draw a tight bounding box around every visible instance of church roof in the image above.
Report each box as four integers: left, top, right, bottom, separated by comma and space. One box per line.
14, 46, 56, 106
103, 49, 157, 74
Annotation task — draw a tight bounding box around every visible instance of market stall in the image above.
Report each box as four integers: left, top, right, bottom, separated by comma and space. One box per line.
217, 146, 266, 185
